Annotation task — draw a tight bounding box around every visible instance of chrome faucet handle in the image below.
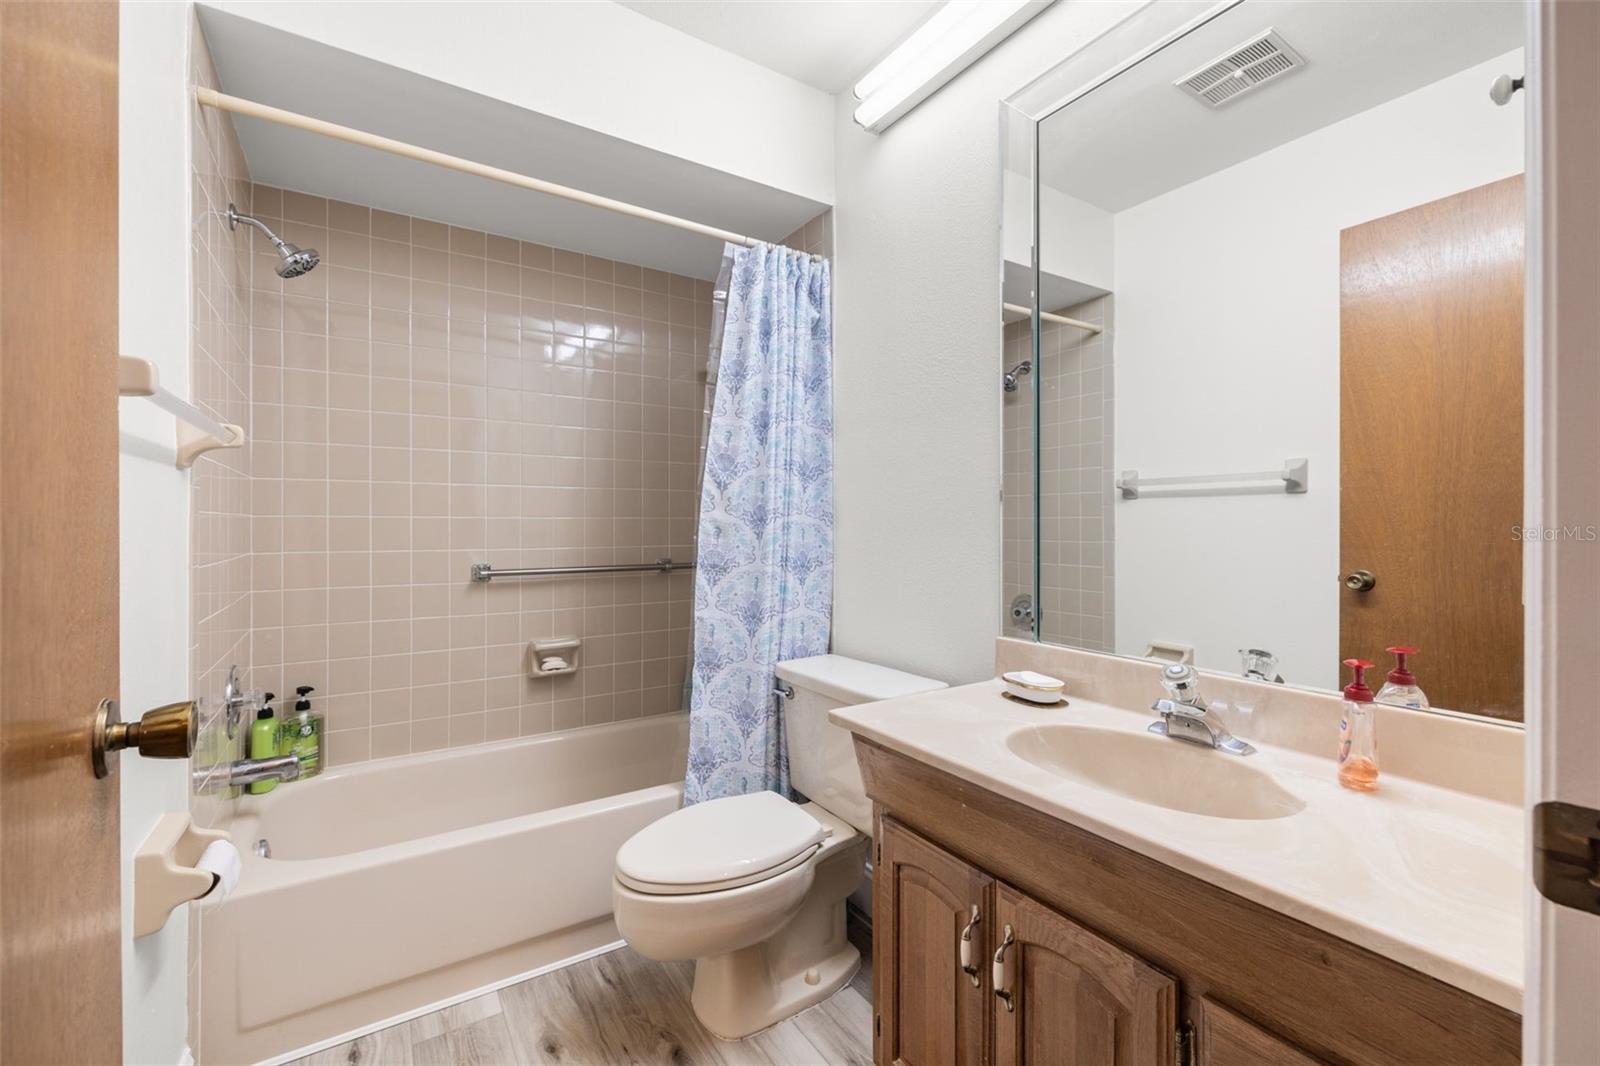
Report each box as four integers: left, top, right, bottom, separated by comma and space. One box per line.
1160, 663, 1205, 706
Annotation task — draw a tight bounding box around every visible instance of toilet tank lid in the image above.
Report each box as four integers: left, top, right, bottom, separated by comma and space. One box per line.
775, 654, 947, 705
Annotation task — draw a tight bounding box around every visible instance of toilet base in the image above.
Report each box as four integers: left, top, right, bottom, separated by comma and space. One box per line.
689, 831, 868, 1040
690, 926, 861, 1040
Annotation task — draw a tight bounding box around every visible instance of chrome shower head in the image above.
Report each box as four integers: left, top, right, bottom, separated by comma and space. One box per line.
226, 203, 320, 279
275, 245, 320, 278
1003, 360, 1032, 392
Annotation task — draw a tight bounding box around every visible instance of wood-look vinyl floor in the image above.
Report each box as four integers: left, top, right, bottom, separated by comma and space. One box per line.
290, 939, 873, 1066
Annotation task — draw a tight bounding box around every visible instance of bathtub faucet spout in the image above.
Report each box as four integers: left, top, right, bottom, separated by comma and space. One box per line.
194, 753, 302, 793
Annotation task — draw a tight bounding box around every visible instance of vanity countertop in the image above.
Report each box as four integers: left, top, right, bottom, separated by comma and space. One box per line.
831, 679, 1524, 1012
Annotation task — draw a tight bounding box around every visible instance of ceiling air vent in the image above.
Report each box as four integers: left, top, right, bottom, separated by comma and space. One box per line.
1175, 29, 1306, 108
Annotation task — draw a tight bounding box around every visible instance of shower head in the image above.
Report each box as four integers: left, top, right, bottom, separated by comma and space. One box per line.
1003, 360, 1032, 393
275, 244, 321, 279
226, 203, 320, 279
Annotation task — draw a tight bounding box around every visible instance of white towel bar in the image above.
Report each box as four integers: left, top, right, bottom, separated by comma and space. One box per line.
1117, 458, 1308, 499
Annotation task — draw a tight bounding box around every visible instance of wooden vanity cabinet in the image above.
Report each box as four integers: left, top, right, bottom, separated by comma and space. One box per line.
992, 881, 1178, 1066
875, 817, 991, 1065
1192, 997, 1325, 1066
877, 819, 1181, 1066
861, 737, 1520, 1066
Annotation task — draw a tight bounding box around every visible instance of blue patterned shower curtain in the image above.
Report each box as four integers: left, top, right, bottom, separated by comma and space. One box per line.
683, 243, 833, 804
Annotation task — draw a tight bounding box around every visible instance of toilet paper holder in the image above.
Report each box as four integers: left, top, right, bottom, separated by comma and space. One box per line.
133, 812, 230, 938
527, 637, 581, 678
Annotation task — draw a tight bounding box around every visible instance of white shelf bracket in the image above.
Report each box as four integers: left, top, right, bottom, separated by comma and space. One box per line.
119, 355, 245, 469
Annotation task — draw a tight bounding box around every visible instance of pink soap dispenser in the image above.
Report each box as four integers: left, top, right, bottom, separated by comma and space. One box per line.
1376, 646, 1430, 710
1338, 659, 1380, 793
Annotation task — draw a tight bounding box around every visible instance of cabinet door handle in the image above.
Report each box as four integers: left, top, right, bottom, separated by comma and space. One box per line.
992, 924, 1016, 1012
958, 904, 981, 987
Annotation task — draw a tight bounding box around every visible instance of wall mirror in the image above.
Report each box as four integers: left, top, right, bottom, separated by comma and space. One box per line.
1001, 0, 1528, 722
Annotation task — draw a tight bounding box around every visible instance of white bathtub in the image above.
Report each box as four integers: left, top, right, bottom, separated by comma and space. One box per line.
198, 714, 689, 1065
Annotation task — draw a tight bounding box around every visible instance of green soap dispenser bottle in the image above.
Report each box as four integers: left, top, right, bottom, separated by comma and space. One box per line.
247, 692, 280, 795
283, 685, 323, 779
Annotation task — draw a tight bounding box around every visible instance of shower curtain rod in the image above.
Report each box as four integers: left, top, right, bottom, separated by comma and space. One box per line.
195, 88, 823, 260
1001, 302, 1102, 333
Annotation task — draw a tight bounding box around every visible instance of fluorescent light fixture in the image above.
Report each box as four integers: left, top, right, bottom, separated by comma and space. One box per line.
852, 1, 1052, 133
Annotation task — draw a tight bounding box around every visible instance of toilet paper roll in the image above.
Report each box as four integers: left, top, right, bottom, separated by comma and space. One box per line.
196, 839, 242, 899
540, 656, 569, 672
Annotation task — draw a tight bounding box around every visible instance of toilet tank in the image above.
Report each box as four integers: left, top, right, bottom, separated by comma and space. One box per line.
777, 655, 947, 833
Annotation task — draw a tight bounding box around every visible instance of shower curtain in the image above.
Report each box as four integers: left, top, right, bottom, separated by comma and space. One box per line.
683, 243, 833, 804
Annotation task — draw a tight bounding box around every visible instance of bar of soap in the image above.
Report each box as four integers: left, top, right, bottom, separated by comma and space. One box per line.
1002, 670, 1066, 704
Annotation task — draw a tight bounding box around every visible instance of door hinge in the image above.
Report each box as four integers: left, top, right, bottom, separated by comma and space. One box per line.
874, 1013, 881, 1038
875, 840, 881, 865
1533, 800, 1600, 916
1176, 1021, 1196, 1066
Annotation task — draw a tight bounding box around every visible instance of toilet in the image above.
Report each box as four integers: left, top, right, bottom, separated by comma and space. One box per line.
612, 654, 947, 1039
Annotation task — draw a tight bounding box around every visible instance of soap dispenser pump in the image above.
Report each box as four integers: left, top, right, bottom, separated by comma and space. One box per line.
1338, 659, 1379, 792
247, 692, 280, 795
1376, 646, 1429, 710
281, 685, 322, 779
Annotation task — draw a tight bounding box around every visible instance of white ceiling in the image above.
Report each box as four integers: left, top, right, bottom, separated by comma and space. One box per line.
196, 6, 829, 280
615, 0, 942, 93
1038, 0, 1525, 212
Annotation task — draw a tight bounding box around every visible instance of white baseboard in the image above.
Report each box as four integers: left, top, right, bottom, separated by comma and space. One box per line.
255, 940, 626, 1066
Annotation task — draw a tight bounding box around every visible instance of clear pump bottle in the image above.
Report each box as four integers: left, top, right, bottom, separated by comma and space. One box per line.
1338, 659, 1379, 792
1376, 646, 1429, 710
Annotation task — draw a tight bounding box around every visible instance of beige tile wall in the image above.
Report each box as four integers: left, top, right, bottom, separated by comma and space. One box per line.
782, 208, 833, 259
1001, 296, 1116, 651
189, 18, 255, 807
1001, 319, 1034, 636
244, 185, 710, 766
188, 14, 256, 1052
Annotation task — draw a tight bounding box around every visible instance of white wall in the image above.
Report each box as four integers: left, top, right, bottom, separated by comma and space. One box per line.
831, 1, 1137, 685
119, 4, 196, 1064
199, 0, 835, 205
1112, 50, 1526, 689
1004, 169, 1116, 292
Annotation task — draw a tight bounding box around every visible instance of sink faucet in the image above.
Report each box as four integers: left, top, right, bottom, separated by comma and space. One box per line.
193, 753, 302, 793
1148, 664, 1255, 756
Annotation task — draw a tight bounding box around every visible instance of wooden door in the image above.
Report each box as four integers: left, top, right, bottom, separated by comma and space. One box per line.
0, 3, 123, 1064
1193, 996, 1325, 1066
876, 817, 992, 1066
991, 882, 1175, 1066
1339, 175, 1525, 720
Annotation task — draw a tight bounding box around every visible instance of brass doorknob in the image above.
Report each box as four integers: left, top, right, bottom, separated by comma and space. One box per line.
1344, 570, 1377, 592
91, 698, 197, 778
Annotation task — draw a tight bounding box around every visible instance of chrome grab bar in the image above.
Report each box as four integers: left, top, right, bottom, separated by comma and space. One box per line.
469, 557, 696, 582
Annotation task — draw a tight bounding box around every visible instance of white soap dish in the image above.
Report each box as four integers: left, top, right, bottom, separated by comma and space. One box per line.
527, 637, 580, 678
1002, 670, 1067, 705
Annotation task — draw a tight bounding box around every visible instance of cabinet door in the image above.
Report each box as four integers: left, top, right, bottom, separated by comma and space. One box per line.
876, 816, 993, 1066
1194, 997, 1326, 1066
991, 882, 1177, 1066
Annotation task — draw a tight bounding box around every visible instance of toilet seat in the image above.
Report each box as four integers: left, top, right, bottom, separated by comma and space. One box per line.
615, 791, 830, 896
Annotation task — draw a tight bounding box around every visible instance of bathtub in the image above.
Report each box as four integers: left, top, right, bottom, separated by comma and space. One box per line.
198, 714, 689, 1065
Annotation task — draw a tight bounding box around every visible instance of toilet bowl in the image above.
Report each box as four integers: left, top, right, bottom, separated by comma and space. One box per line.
613, 794, 868, 1038
613, 655, 946, 1039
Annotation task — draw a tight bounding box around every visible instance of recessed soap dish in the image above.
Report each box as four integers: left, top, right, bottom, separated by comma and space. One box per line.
527, 638, 580, 678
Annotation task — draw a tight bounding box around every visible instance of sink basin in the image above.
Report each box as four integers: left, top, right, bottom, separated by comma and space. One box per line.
1006, 725, 1306, 821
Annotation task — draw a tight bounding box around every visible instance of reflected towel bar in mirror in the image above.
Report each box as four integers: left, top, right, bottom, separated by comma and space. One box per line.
1117, 458, 1308, 500
470, 558, 696, 582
